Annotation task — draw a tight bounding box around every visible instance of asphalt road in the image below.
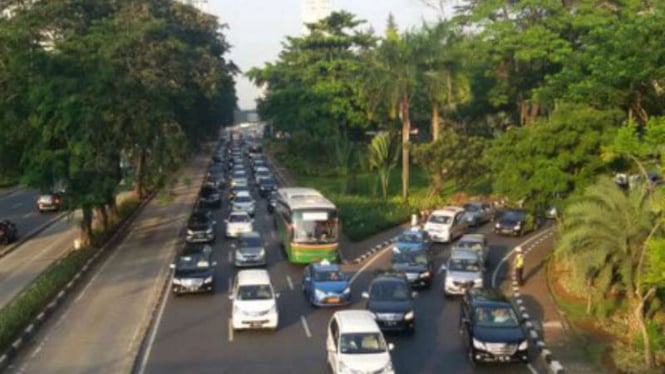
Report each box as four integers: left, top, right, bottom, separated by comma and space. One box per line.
0, 188, 59, 239
140, 170, 549, 373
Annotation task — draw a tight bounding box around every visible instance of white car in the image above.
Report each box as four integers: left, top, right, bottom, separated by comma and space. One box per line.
225, 211, 254, 238
442, 249, 484, 296
231, 177, 248, 188
424, 207, 468, 243
326, 310, 395, 374
230, 269, 279, 331
232, 191, 256, 216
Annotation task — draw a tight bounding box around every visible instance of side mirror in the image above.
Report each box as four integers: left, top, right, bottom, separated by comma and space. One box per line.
228, 294, 234, 300
388, 343, 395, 351
169, 264, 175, 269
275, 292, 281, 299
412, 291, 418, 298
361, 292, 370, 299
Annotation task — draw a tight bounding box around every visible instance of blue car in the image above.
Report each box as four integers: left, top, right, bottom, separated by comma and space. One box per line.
395, 228, 431, 252
302, 261, 351, 307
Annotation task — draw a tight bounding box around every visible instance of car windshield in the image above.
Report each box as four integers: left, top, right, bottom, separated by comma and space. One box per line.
370, 281, 410, 301
339, 333, 387, 354
235, 196, 252, 203
176, 254, 210, 270
429, 214, 452, 224
474, 306, 520, 328
200, 186, 217, 195
236, 285, 273, 300
456, 241, 484, 252
292, 210, 338, 244
190, 213, 209, 224
398, 233, 422, 243
449, 258, 481, 272
313, 269, 344, 282
502, 211, 525, 221
229, 214, 250, 223
233, 171, 246, 177
240, 236, 262, 248
393, 251, 427, 265
464, 204, 480, 212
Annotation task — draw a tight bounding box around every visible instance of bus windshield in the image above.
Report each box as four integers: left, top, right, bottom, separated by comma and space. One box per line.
292, 210, 338, 244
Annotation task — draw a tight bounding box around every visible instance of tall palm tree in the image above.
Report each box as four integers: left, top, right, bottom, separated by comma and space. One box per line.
556, 177, 663, 367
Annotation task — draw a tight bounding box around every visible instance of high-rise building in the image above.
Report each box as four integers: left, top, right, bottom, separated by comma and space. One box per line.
178, 0, 208, 12
302, 0, 332, 34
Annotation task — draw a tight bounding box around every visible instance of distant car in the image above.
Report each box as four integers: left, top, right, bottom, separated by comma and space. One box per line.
207, 164, 225, 180
198, 185, 221, 208
362, 272, 416, 333
231, 191, 256, 216
0, 220, 18, 245
186, 210, 216, 244
258, 177, 278, 197
302, 260, 351, 307
442, 250, 484, 296
230, 269, 279, 331
170, 244, 216, 295
225, 211, 253, 238
395, 228, 430, 252
326, 310, 395, 374
230, 177, 248, 188
267, 191, 277, 214
204, 174, 223, 190
233, 232, 266, 267
494, 209, 537, 236
424, 207, 468, 243
253, 167, 271, 183
37, 192, 64, 212
452, 234, 489, 266
463, 202, 494, 227
391, 246, 433, 288
460, 288, 529, 364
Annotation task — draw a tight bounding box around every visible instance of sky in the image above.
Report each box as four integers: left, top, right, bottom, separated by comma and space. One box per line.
207, 0, 444, 110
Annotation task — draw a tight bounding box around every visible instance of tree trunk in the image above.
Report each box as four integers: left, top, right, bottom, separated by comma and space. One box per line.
135, 148, 146, 200
94, 205, 109, 232
635, 288, 656, 368
431, 104, 440, 142
399, 99, 411, 202
106, 194, 119, 225
80, 206, 93, 247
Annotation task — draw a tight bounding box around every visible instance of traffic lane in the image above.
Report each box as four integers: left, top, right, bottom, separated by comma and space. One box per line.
143, 186, 327, 373
0, 212, 79, 308
0, 188, 56, 237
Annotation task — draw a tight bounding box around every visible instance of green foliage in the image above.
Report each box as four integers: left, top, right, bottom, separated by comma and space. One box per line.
367, 132, 400, 199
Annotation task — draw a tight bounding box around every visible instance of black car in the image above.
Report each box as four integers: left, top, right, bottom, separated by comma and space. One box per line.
0, 220, 18, 245
207, 164, 225, 180
198, 185, 221, 208
391, 247, 433, 288
267, 191, 277, 214
460, 288, 529, 364
170, 244, 217, 295
258, 177, 278, 197
493, 209, 537, 236
186, 209, 216, 243
362, 272, 416, 333
204, 174, 223, 190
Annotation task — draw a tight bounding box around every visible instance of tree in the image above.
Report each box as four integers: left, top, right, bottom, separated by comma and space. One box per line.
367, 132, 400, 199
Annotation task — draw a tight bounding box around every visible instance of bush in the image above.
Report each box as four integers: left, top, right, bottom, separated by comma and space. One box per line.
118, 195, 140, 217
0, 248, 96, 352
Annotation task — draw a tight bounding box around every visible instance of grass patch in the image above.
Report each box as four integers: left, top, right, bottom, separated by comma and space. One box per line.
0, 176, 18, 189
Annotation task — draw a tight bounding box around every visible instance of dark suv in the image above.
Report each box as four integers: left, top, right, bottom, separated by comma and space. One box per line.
186, 209, 216, 244
459, 288, 529, 364
0, 220, 18, 245
258, 177, 278, 197
170, 244, 217, 295
199, 185, 221, 208
391, 247, 433, 288
362, 272, 416, 333
494, 209, 537, 236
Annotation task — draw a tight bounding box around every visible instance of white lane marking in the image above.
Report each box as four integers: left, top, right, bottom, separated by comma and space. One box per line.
29, 344, 43, 358
228, 318, 234, 342
136, 281, 172, 374
349, 245, 393, 285
527, 363, 538, 374
300, 315, 312, 338
286, 275, 294, 290
491, 228, 554, 287
12, 202, 23, 209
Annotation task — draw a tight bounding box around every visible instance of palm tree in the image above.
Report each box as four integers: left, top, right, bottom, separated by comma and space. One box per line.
556, 177, 663, 367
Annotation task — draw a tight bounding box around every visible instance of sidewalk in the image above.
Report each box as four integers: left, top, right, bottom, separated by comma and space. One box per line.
503, 231, 599, 373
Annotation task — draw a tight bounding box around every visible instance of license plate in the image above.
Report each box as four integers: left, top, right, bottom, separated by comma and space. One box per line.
385, 321, 397, 326
250, 322, 263, 328
327, 297, 340, 304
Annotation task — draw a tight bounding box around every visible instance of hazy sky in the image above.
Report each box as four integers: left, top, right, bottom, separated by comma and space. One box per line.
208, 0, 442, 110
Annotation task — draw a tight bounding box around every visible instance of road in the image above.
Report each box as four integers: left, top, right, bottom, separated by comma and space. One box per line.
140, 180, 549, 373
0, 188, 60, 240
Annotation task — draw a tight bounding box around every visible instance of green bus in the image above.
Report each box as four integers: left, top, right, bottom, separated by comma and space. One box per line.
274, 187, 339, 263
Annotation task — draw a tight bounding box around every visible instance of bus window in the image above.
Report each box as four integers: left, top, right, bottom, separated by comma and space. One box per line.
293, 211, 338, 244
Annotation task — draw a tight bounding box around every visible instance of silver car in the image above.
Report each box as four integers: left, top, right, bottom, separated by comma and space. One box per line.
225, 211, 254, 238
232, 191, 256, 217
451, 234, 489, 266
233, 232, 266, 267
463, 202, 494, 227
442, 250, 484, 296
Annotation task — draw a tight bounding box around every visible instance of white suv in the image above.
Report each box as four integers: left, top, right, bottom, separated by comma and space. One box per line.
424, 206, 468, 243
230, 269, 279, 331
326, 310, 395, 374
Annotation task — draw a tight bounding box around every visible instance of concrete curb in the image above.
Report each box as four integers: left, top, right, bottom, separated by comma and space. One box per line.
0, 212, 68, 260
507, 229, 567, 374
0, 192, 156, 372
350, 236, 399, 265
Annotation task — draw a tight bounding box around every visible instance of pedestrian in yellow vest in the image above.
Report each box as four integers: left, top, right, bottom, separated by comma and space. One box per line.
514, 246, 525, 286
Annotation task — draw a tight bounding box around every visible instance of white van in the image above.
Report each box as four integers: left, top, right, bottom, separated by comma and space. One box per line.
327, 310, 395, 374
230, 269, 279, 331
424, 207, 468, 243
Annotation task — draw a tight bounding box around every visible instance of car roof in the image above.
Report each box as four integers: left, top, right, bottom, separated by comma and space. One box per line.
236, 269, 271, 285
333, 310, 381, 334
312, 262, 341, 272
467, 288, 510, 306
235, 191, 251, 197
431, 206, 465, 216
181, 244, 212, 256
239, 231, 261, 239
459, 234, 486, 243
229, 211, 250, 218
373, 271, 408, 283
450, 249, 480, 261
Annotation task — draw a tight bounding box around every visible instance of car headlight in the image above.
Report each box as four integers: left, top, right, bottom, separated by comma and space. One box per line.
259, 249, 266, 258
420, 271, 430, 278
206, 228, 213, 234
514, 223, 521, 229
495, 223, 500, 228
343, 287, 351, 295
404, 310, 415, 320
172, 278, 182, 285
472, 338, 486, 350
314, 289, 326, 300
235, 252, 245, 260
474, 278, 483, 286
518, 340, 528, 350
204, 276, 213, 284
187, 229, 194, 235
